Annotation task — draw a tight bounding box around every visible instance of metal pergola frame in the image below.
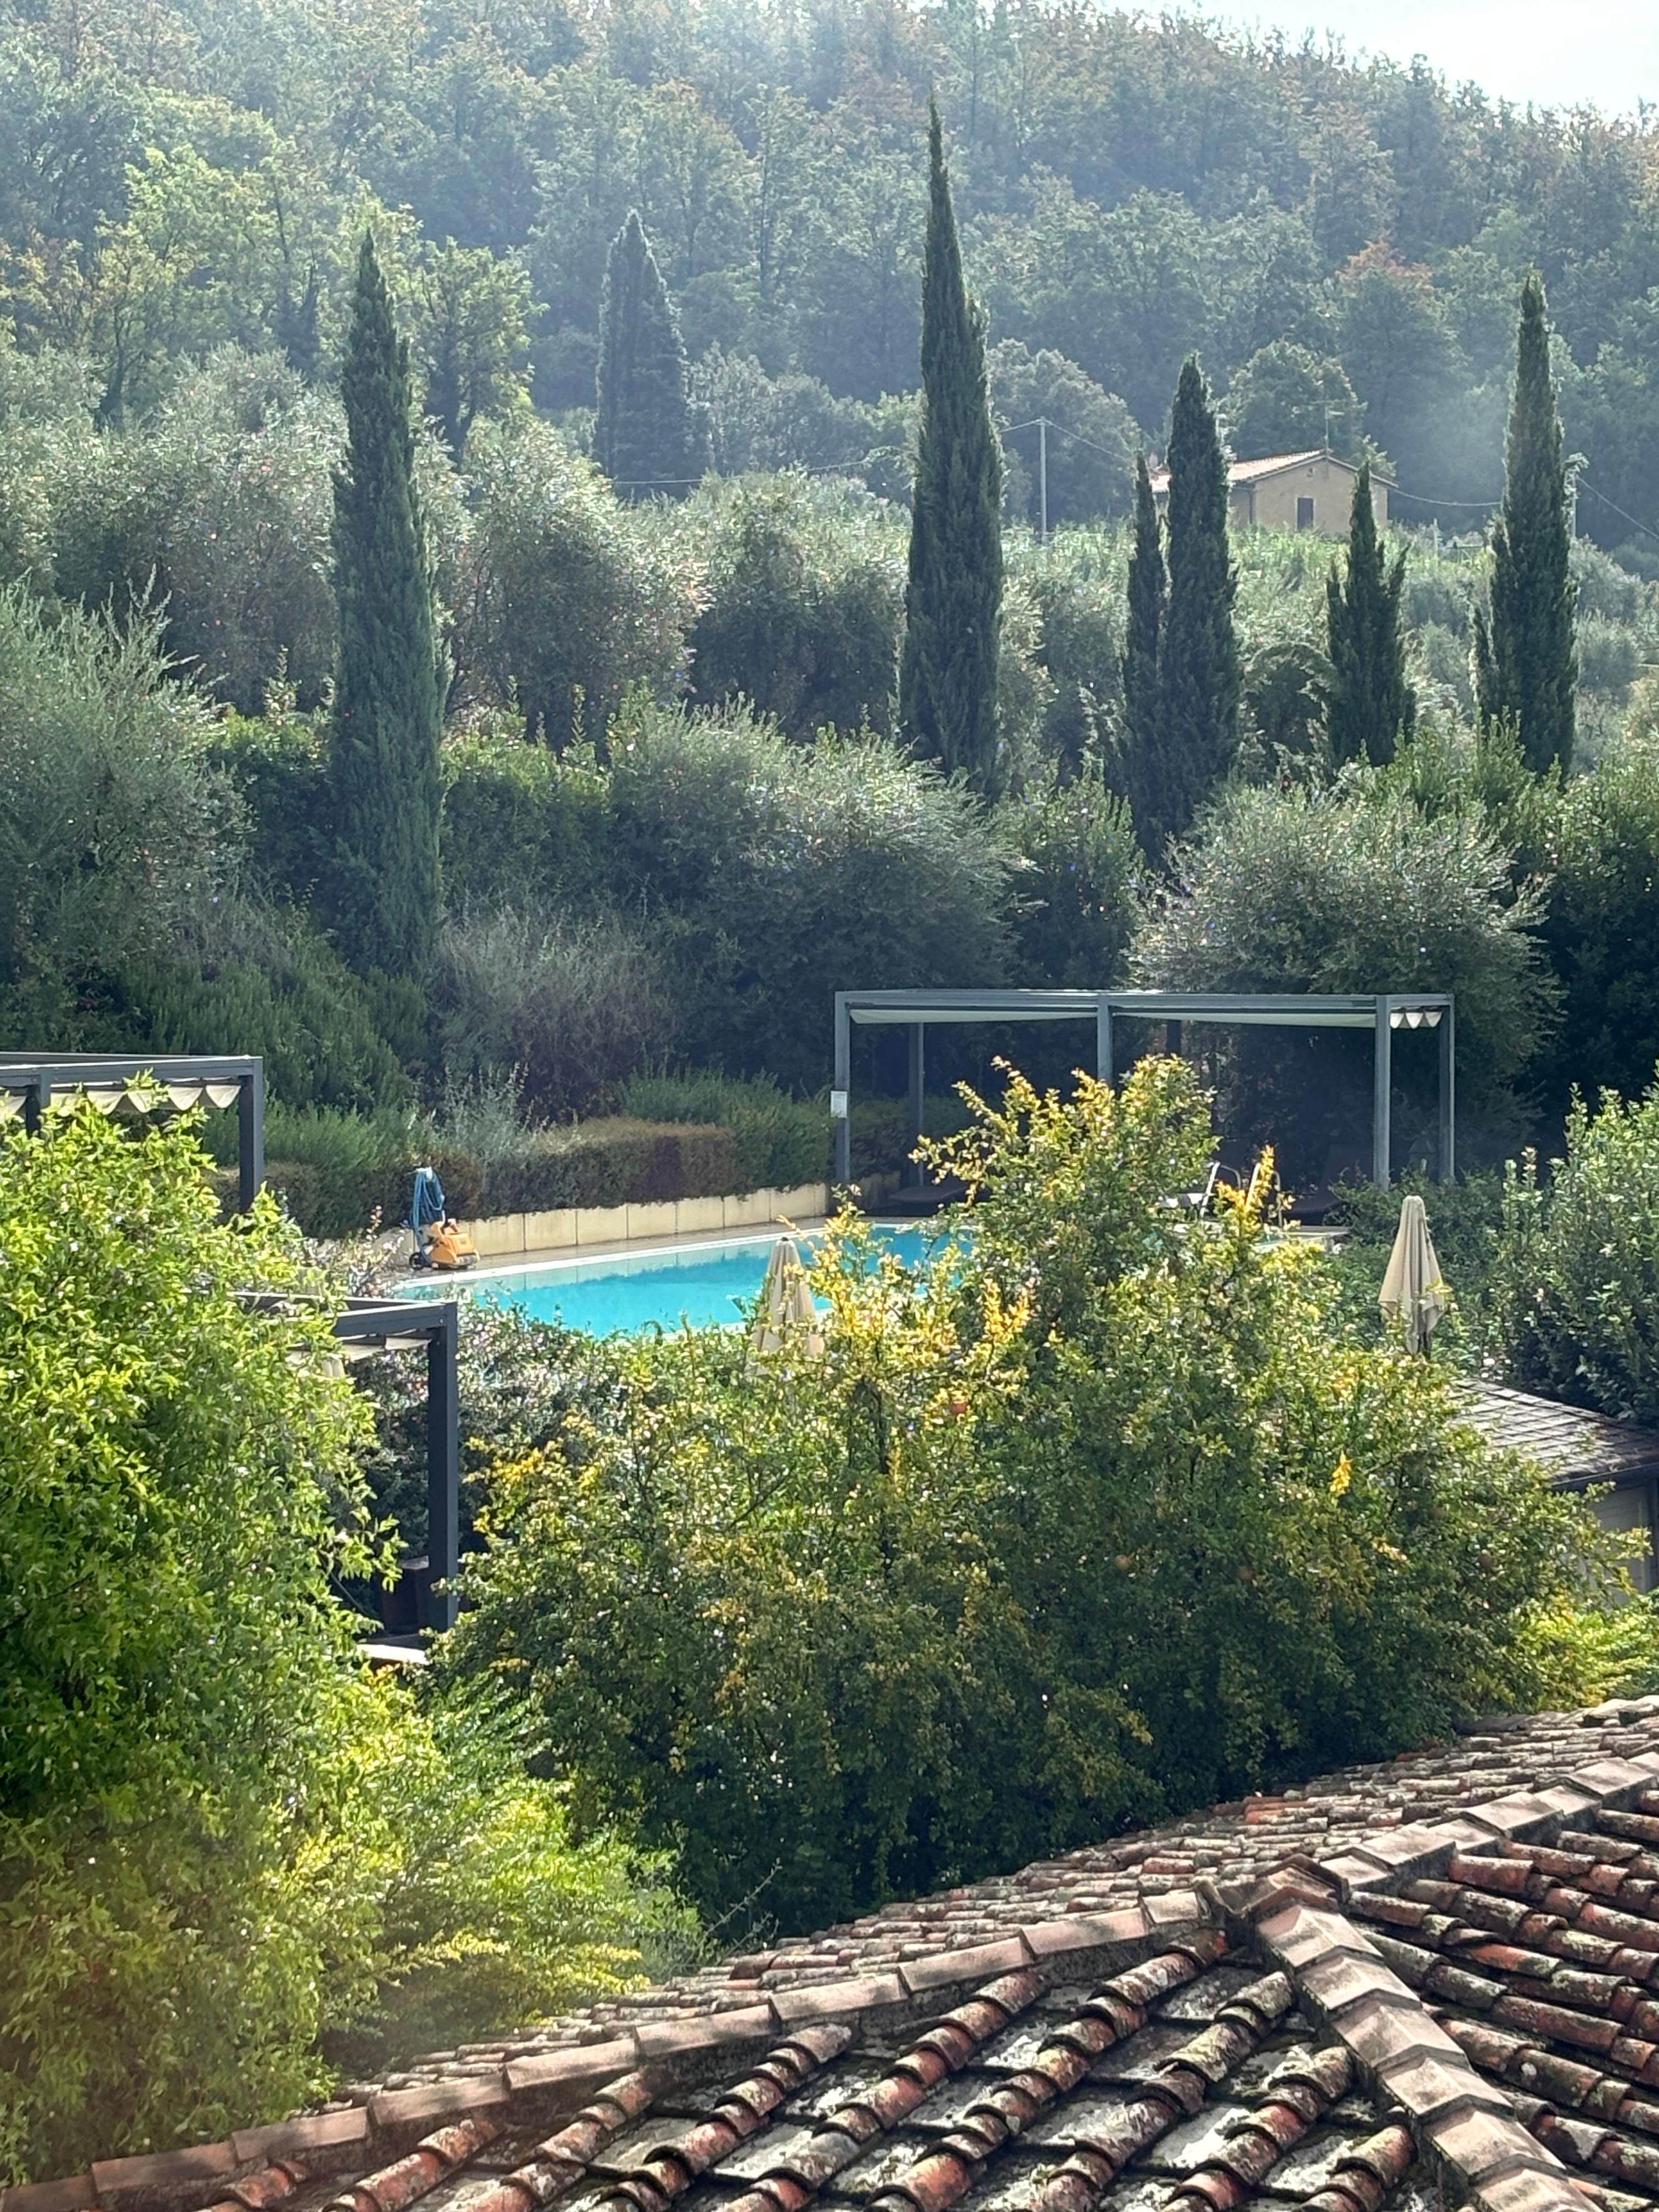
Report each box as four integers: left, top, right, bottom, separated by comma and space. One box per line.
0, 1052, 266, 1211
335, 1299, 460, 1634
832, 990, 1454, 1190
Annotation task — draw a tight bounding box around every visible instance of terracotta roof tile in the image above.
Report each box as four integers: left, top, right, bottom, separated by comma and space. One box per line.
44, 1693, 1659, 2212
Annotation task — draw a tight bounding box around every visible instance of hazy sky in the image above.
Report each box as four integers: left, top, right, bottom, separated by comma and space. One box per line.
1207, 0, 1659, 115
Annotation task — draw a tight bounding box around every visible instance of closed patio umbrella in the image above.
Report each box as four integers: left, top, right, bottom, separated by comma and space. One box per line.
749, 1235, 823, 1361
1379, 1193, 1448, 1355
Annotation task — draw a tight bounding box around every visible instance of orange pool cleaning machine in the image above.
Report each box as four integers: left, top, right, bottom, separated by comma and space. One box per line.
406, 1166, 478, 1272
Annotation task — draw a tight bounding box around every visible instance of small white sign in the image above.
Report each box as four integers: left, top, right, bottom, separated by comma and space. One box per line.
830, 1090, 849, 1119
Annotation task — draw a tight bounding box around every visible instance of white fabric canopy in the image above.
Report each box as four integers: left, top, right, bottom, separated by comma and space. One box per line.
1379, 1194, 1449, 1354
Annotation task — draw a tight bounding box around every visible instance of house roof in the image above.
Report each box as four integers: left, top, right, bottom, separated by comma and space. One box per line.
22, 1699, 1659, 2212
1462, 1387, 1659, 1493
1146, 450, 1395, 494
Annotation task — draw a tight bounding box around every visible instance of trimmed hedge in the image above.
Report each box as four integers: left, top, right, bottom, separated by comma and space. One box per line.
476, 1121, 740, 1215
236, 1118, 754, 1238
621, 1069, 825, 1192
216, 1088, 967, 1239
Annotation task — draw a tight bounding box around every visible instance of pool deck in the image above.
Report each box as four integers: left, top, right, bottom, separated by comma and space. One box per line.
389, 1214, 836, 1286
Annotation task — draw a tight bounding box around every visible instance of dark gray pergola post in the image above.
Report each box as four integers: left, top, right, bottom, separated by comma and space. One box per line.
832, 994, 852, 1186
906, 1023, 926, 1186
1439, 1001, 1456, 1182
1096, 995, 1113, 1086
238, 1060, 266, 1212
424, 1304, 460, 1632
1372, 997, 1394, 1187
332, 1297, 460, 1637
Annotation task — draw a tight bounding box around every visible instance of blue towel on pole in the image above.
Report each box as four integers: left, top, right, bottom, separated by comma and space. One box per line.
408, 1166, 447, 1236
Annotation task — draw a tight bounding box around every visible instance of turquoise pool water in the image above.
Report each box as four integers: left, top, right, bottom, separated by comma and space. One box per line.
395, 1223, 945, 1335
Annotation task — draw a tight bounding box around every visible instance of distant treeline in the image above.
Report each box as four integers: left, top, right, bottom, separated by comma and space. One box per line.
2, 0, 1658, 545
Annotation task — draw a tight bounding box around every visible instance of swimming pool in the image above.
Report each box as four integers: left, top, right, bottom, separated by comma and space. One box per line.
394, 1223, 946, 1335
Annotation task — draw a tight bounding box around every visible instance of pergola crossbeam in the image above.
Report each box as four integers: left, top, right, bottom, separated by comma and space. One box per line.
0, 1052, 265, 1210
832, 990, 1454, 1190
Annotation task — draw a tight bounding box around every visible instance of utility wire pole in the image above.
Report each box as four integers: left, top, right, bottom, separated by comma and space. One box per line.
1037, 415, 1048, 540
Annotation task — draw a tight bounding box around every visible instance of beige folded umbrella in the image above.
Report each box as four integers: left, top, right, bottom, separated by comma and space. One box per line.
749, 1235, 824, 1361
1379, 1193, 1448, 1354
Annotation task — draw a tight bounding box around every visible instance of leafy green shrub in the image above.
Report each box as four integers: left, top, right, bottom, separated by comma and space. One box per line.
208, 708, 330, 900
432, 904, 681, 1120
1136, 772, 1555, 1167
0, 589, 229, 1039
0, 1105, 380, 2170
1578, 613, 1640, 698
441, 720, 611, 911
1488, 1080, 1659, 1423
607, 698, 1013, 1088
114, 902, 411, 1116
622, 1068, 827, 1190
49, 350, 341, 714
673, 473, 904, 740
447, 1058, 1605, 1931
1003, 763, 1140, 987
1008, 533, 1123, 772
317, 1685, 699, 2076
477, 1119, 740, 1213
0, 1108, 697, 2181
455, 418, 691, 750
1534, 745, 1659, 1118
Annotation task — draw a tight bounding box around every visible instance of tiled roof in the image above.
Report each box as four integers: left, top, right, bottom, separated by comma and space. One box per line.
1146, 450, 1397, 494
1461, 1389, 1659, 1490
20, 1699, 1659, 2212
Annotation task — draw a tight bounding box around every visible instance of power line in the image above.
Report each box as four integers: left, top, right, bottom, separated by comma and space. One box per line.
1385, 483, 1502, 512
1002, 414, 1129, 464
1577, 475, 1659, 546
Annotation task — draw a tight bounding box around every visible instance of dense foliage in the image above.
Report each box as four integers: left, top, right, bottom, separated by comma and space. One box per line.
1137, 769, 1554, 1176
325, 237, 445, 976
2, 0, 1657, 549
1475, 275, 1578, 774
899, 103, 1003, 796
447, 1059, 1608, 1931
1327, 463, 1414, 769
0, 1108, 690, 2182
1156, 360, 1240, 849
1488, 1082, 1659, 1426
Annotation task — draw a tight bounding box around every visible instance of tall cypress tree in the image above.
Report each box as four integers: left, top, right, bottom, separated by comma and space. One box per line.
1122, 453, 1167, 862
1326, 461, 1415, 768
326, 233, 444, 976
593, 211, 702, 497
1157, 356, 1239, 842
1474, 272, 1577, 774
898, 99, 1003, 798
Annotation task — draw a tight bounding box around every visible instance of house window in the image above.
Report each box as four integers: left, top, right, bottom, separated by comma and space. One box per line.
1296, 495, 1316, 530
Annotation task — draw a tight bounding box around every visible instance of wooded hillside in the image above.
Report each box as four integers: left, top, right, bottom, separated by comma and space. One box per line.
3, 0, 1658, 545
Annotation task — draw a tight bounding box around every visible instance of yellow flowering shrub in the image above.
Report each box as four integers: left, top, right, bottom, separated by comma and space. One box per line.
450, 1058, 1617, 1933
